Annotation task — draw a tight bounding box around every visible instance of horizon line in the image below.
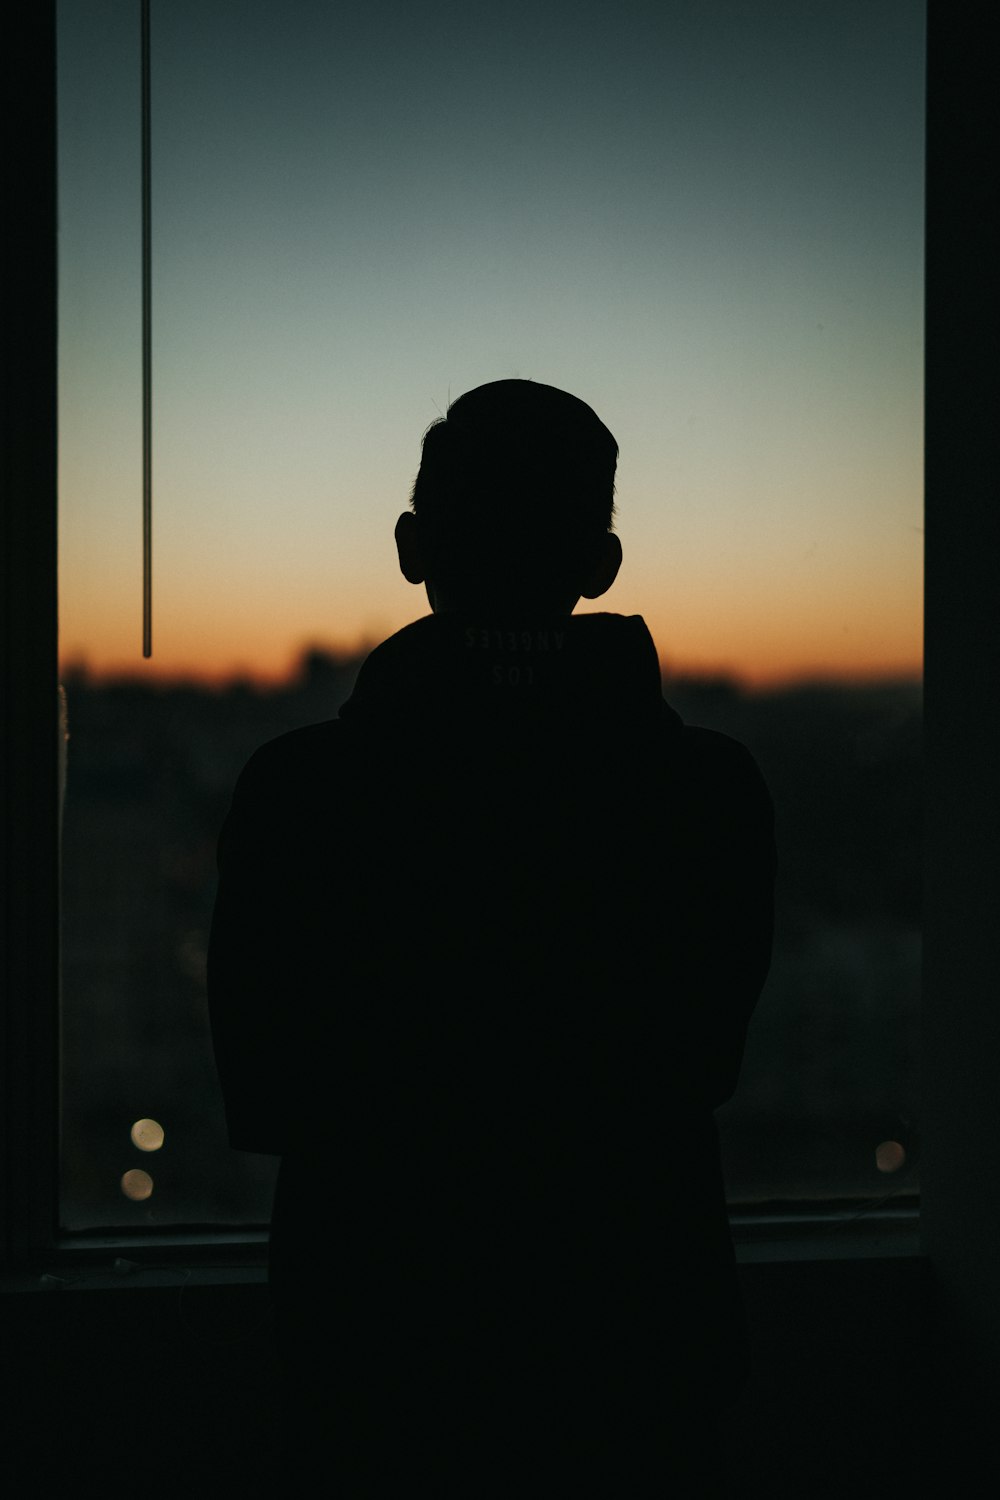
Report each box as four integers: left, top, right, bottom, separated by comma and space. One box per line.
58, 645, 923, 697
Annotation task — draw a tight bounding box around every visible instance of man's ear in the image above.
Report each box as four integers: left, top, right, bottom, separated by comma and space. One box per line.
395, 511, 425, 585
579, 532, 623, 600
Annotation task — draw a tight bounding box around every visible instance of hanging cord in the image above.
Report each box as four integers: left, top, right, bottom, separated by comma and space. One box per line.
141, 0, 153, 657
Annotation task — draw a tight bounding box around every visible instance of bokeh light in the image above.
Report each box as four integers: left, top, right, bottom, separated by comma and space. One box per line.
121, 1169, 154, 1200
875, 1140, 906, 1174
130, 1117, 165, 1152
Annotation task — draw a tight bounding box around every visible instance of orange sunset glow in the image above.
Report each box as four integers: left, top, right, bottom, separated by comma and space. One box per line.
59, 557, 922, 691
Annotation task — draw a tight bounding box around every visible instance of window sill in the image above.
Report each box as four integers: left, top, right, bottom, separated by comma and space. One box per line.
2, 1204, 921, 1294
731, 1204, 920, 1263
1, 1229, 268, 1293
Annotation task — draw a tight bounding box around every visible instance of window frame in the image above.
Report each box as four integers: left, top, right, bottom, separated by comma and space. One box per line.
4, 1, 961, 1281
2, 1, 60, 1273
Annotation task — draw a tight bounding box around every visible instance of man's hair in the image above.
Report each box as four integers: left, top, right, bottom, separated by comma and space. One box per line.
410, 379, 618, 602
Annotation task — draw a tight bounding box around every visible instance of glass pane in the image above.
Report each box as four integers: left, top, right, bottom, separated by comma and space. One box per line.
58, 0, 924, 1228
691, 678, 921, 1204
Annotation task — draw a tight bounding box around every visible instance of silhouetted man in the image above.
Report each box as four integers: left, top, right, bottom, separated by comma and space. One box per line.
208, 379, 775, 1496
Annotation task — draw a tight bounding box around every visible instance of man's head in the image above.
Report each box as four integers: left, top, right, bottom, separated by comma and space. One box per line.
395, 379, 622, 616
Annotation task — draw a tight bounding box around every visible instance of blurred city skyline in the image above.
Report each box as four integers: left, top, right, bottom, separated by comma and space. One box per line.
58, 0, 925, 689
59, 651, 921, 1227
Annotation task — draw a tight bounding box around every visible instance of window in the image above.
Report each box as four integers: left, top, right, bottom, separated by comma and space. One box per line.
12, 1, 926, 1248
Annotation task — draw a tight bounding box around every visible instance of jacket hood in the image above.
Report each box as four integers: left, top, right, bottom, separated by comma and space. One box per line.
339, 612, 682, 731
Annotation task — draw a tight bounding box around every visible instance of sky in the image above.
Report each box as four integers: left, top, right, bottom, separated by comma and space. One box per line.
57, 0, 925, 688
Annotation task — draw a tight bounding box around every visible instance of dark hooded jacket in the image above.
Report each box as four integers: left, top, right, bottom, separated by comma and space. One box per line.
207, 611, 775, 1473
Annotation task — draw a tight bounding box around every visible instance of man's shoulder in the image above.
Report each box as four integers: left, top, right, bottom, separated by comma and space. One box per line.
676, 722, 763, 777
672, 722, 775, 845
233, 720, 351, 802
246, 718, 344, 762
